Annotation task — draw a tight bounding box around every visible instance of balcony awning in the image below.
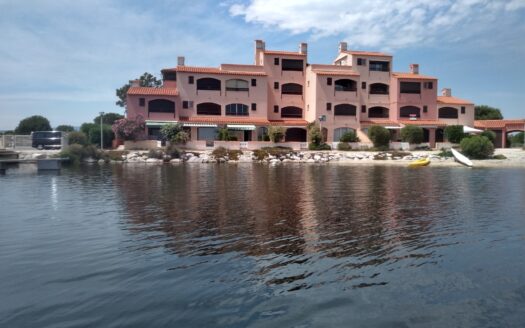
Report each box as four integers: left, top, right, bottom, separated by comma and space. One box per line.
182, 123, 218, 128
463, 126, 483, 134
226, 124, 256, 131
385, 126, 401, 129
146, 120, 178, 127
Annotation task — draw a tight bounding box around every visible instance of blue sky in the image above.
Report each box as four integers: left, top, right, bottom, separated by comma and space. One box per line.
1, 0, 524, 130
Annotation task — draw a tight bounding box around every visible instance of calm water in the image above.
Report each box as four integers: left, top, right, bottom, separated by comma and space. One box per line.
1, 164, 525, 327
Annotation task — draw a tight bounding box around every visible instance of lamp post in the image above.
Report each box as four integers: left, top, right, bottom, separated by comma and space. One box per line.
99, 111, 104, 150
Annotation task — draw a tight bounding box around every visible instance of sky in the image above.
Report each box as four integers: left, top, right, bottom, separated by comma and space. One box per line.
0, 0, 524, 130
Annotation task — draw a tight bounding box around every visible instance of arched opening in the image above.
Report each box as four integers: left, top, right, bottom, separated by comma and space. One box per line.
400, 106, 421, 118
506, 130, 524, 148
225, 79, 248, 91
285, 128, 307, 142
334, 104, 356, 116
148, 99, 175, 114
281, 83, 303, 95
334, 127, 355, 141
225, 103, 248, 116
438, 107, 459, 119
281, 106, 302, 118
334, 79, 357, 92
368, 106, 389, 118
196, 78, 221, 91
369, 83, 389, 95
196, 102, 221, 115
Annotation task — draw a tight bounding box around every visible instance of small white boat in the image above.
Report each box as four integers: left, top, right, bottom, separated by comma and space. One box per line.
451, 148, 473, 167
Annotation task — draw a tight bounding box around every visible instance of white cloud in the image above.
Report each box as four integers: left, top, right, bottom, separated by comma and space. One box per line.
230, 0, 525, 50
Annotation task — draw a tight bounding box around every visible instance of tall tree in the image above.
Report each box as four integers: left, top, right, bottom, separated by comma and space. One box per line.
15, 115, 52, 134
475, 105, 503, 120
93, 112, 124, 125
115, 72, 162, 107
55, 125, 75, 132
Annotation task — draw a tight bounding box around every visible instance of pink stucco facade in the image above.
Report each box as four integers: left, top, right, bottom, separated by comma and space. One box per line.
126, 40, 476, 148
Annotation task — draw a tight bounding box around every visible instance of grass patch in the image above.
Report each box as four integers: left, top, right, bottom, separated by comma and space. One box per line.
492, 154, 507, 160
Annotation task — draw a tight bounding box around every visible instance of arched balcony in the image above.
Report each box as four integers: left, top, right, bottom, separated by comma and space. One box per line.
369, 83, 389, 95
281, 83, 303, 95
225, 103, 248, 116
196, 102, 221, 115
334, 104, 356, 116
196, 78, 221, 91
438, 107, 459, 119
281, 106, 303, 118
368, 106, 389, 118
148, 99, 175, 118
225, 79, 249, 92
400, 106, 421, 118
334, 79, 357, 92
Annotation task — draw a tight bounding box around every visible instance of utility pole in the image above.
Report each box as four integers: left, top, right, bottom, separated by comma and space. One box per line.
100, 111, 104, 150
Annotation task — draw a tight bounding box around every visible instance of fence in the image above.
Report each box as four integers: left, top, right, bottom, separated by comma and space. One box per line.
0, 135, 32, 149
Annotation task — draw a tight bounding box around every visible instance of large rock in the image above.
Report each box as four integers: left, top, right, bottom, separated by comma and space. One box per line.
146, 158, 161, 163
170, 158, 181, 164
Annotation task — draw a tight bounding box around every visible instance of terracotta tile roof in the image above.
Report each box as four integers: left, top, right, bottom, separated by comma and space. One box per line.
166, 66, 267, 76
312, 70, 360, 76
392, 72, 437, 80
179, 116, 270, 125
268, 119, 309, 126
398, 119, 447, 127
360, 120, 399, 126
437, 96, 474, 105
128, 87, 179, 96
474, 119, 525, 129
342, 50, 392, 57
263, 50, 306, 57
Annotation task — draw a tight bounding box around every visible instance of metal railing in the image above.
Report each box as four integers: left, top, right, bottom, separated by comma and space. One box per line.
0, 135, 32, 149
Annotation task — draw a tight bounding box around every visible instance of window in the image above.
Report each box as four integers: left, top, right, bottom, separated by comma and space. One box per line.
274, 105, 279, 113
274, 57, 279, 65
148, 99, 175, 113
334, 104, 357, 116
225, 103, 248, 116
423, 81, 433, 89
251, 79, 257, 87
461, 106, 466, 114
439, 107, 459, 118
361, 105, 366, 113
326, 103, 332, 111
196, 102, 221, 115
357, 58, 366, 66
400, 82, 421, 94
163, 71, 177, 81
327, 78, 332, 85
281, 83, 303, 95
369, 83, 389, 95
225, 79, 249, 91
251, 103, 257, 111
369, 61, 390, 72
182, 101, 188, 109
281, 106, 302, 118
400, 106, 421, 118
188, 76, 194, 84
362, 82, 367, 90
368, 106, 389, 118
334, 128, 355, 142
423, 105, 428, 113
139, 98, 145, 107
197, 78, 221, 91
282, 59, 304, 71
334, 79, 357, 91
274, 82, 279, 90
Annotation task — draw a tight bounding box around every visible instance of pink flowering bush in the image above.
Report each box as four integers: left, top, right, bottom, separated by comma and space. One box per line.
112, 116, 146, 141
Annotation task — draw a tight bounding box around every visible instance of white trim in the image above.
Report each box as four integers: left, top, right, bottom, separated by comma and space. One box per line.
226, 124, 256, 131
145, 120, 178, 127
183, 123, 218, 128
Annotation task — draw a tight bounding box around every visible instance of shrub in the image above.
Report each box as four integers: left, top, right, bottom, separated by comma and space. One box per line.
400, 125, 424, 144
339, 130, 359, 142
173, 131, 190, 144
67, 131, 88, 145
308, 123, 322, 145
337, 142, 352, 151
368, 125, 390, 149
105, 150, 127, 161
147, 149, 164, 159
211, 147, 241, 160
253, 149, 267, 160
492, 154, 507, 160
253, 147, 293, 160
160, 123, 183, 142
112, 116, 146, 141
59, 144, 101, 164
444, 125, 466, 144
460, 135, 494, 159
86, 124, 114, 148
438, 148, 453, 158
166, 144, 181, 158
268, 126, 285, 142
308, 143, 331, 150
480, 130, 496, 143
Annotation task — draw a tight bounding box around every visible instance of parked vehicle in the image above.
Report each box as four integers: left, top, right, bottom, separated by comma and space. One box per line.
31, 131, 64, 150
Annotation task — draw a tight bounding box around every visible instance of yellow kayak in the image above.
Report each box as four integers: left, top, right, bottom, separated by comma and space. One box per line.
408, 158, 430, 167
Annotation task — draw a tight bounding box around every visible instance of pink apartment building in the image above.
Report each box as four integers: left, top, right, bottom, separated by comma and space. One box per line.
126, 40, 476, 149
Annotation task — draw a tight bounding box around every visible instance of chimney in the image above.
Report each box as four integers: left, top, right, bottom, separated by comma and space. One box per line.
254, 39, 265, 65
442, 88, 452, 97
177, 56, 185, 66
339, 41, 348, 52
409, 64, 419, 74
299, 42, 308, 55
130, 79, 140, 87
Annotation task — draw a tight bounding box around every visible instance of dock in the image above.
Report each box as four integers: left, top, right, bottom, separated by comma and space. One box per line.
0, 158, 69, 174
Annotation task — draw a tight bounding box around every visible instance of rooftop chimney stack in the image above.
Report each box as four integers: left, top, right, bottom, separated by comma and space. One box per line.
299, 42, 308, 55
254, 40, 265, 65
442, 88, 452, 97
339, 41, 348, 52
410, 64, 419, 74
130, 79, 140, 87
177, 56, 185, 66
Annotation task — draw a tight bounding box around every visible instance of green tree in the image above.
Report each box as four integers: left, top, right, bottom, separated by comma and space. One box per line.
55, 125, 75, 132
116, 72, 162, 107
67, 131, 88, 145
444, 125, 466, 144
508, 132, 524, 147
15, 115, 52, 134
368, 125, 390, 149
480, 130, 496, 143
268, 126, 285, 143
160, 123, 183, 141
460, 135, 494, 159
339, 130, 359, 142
93, 112, 124, 125
475, 105, 503, 120
400, 125, 424, 144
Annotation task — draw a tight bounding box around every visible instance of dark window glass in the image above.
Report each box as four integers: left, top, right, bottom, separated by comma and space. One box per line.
362, 82, 367, 89
334, 79, 357, 91
281, 83, 303, 95
361, 105, 366, 113
400, 82, 421, 94
326, 103, 332, 111
188, 76, 194, 84
369, 83, 389, 95
424, 81, 433, 89
368, 107, 389, 118
274, 82, 279, 90
251, 103, 256, 111
225, 103, 248, 116
139, 98, 145, 106
225, 79, 248, 91
357, 58, 366, 66
182, 101, 188, 109
148, 99, 175, 113
327, 78, 332, 85
423, 105, 428, 113
274, 58, 279, 65
274, 105, 279, 113
163, 71, 177, 81
251, 79, 257, 87
461, 106, 466, 114
334, 104, 357, 116
281, 106, 302, 118
196, 102, 221, 115
282, 59, 304, 71
369, 61, 390, 72
439, 107, 459, 118
400, 106, 421, 118
197, 78, 221, 91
